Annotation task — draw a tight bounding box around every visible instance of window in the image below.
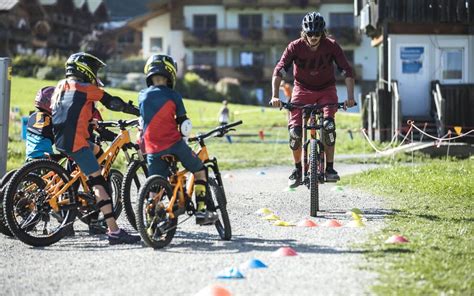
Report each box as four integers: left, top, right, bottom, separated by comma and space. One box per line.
193, 51, 216, 66
441, 48, 463, 81
149, 37, 162, 52
329, 13, 354, 28
239, 14, 262, 39
239, 51, 264, 67
193, 15, 217, 30
118, 31, 134, 44
283, 14, 304, 29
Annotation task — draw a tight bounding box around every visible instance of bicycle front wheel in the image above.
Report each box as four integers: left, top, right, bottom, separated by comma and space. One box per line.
0, 169, 16, 237
136, 175, 176, 249
208, 177, 231, 240
3, 160, 76, 247
309, 139, 320, 217
122, 160, 148, 230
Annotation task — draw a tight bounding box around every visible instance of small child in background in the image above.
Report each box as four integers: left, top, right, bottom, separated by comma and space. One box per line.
218, 100, 229, 126
26, 86, 56, 161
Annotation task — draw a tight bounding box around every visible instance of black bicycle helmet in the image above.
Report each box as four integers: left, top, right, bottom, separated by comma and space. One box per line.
65, 52, 106, 86
144, 54, 177, 88
301, 12, 326, 34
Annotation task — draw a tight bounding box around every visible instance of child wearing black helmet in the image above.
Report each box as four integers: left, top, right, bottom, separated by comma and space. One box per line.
139, 54, 218, 225
51, 52, 141, 245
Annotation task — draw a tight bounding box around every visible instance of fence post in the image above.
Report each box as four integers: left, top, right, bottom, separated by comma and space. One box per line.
0, 58, 12, 177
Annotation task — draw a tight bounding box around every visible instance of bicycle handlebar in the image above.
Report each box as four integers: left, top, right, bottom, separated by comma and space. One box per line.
97, 118, 140, 129
279, 101, 356, 111
188, 120, 243, 143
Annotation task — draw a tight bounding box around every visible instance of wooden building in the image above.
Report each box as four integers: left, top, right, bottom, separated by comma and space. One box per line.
356, 0, 474, 142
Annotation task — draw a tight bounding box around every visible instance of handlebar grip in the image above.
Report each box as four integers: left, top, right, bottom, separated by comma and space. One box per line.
224, 120, 243, 129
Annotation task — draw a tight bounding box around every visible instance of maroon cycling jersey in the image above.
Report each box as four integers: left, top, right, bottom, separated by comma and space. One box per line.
273, 37, 353, 91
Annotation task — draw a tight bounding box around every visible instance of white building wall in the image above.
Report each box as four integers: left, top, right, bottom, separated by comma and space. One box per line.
142, 13, 186, 76
388, 34, 472, 117
183, 6, 226, 29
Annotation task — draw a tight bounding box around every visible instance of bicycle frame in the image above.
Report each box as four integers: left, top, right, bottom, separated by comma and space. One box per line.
44, 122, 138, 212
151, 122, 241, 220
160, 144, 210, 219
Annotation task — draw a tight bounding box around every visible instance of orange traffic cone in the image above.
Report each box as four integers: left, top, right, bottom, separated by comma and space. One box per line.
297, 219, 318, 227
273, 246, 298, 257
194, 284, 232, 296
322, 219, 343, 227
385, 235, 409, 244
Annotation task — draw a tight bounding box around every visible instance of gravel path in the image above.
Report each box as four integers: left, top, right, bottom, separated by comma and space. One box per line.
0, 163, 387, 296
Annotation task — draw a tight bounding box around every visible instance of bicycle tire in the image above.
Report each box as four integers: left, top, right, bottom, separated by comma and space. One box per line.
136, 175, 176, 249
79, 168, 124, 225
310, 139, 319, 217
121, 160, 148, 230
0, 169, 16, 237
3, 159, 76, 247
208, 177, 231, 240
106, 168, 123, 219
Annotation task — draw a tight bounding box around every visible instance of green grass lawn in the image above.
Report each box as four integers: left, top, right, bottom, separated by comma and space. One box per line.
6, 76, 368, 171
340, 159, 474, 295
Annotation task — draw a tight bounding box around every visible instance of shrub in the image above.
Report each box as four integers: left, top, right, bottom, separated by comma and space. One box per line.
12, 55, 46, 77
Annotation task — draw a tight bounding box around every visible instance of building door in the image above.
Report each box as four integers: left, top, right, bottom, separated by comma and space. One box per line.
396, 44, 431, 117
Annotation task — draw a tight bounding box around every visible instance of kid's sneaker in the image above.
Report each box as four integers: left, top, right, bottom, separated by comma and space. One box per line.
107, 229, 141, 245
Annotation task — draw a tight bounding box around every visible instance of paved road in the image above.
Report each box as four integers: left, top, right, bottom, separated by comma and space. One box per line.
0, 164, 387, 296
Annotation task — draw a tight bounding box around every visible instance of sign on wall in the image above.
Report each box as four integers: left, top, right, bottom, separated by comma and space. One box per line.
400, 46, 424, 74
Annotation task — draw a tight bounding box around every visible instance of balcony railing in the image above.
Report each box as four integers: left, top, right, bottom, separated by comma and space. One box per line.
327, 27, 362, 45
223, 0, 320, 8
216, 65, 275, 82
217, 29, 263, 44
183, 29, 217, 46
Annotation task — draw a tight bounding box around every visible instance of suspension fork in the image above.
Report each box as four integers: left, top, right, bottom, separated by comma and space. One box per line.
302, 110, 309, 178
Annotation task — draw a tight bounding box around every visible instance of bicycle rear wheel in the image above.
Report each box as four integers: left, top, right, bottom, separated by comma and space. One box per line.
136, 175, 176, 249
122, 160, 148, 230
208, 177, 231, 240
310, 139, 320, 217
3, 160, 76, 247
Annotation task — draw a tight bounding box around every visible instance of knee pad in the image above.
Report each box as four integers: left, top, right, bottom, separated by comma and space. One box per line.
288, 126, 302, 150
87, 175, 111, 196
323, 117, 336, 146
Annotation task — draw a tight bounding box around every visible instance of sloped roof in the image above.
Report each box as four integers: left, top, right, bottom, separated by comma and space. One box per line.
87, 0, 104, 13
0, 0, 19, 11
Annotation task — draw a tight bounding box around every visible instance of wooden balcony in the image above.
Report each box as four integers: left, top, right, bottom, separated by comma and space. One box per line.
223, 0, 320, 8
216, 65, 275, 82
183, 29, 217, 46
262, 28, 292, 44
217, 29, 263, 45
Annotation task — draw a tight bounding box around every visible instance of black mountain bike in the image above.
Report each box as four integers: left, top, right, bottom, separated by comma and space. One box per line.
280, 101, 355, 217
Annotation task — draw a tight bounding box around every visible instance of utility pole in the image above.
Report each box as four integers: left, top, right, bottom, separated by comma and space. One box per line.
0, 58, 12, 176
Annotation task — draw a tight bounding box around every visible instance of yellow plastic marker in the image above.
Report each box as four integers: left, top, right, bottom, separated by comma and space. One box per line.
255, 208, 273, 215
262, 214, 280, 221
454, 126, 462, 136
273, 220, 295, 227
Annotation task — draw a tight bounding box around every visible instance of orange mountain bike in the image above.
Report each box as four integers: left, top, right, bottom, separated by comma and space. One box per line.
2, 119, 140, 247
136, 121, 243, 249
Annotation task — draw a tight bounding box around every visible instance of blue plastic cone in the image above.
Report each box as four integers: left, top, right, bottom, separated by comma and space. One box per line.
216, 267, 245, 279
241, 258, 268, 269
